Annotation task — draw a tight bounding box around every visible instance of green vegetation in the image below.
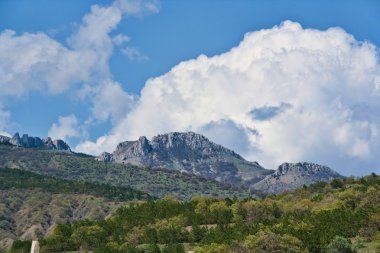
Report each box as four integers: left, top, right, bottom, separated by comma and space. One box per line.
0, 167, 154, 246
8, 240, 31, 253
0, 167, 152, 202
35, 174, 379, 252
0, 145, 254, 200
0, 189, 127, 244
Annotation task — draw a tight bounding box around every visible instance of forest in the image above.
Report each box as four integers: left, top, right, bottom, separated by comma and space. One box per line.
9, 174, 380, 253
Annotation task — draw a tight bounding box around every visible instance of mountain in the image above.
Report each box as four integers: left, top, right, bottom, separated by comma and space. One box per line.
97, 132, 273, 186
0, 144, 253, 200
252, 162, 344, 194
1, 132, 343, 195
0, 133, 71, 151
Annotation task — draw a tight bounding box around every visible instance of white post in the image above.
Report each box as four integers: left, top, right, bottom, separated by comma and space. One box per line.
30, 240, 40, 253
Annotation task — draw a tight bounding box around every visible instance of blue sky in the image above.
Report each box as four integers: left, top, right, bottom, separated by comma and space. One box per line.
1, 0, 380, 175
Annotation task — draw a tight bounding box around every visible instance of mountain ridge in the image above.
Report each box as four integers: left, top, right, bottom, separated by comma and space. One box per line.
1, 131, 344, 194
97, 131, 273, 186
0, 144, 253, 200
0, 133, 71, 151
98, 132, 344, 193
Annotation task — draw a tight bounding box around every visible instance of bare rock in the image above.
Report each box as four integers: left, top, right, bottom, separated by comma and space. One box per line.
7, 133, 71, 151
101, 132, 272, 187
253, 162, 344, 194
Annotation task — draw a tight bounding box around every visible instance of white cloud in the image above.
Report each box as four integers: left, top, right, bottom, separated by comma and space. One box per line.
112, 34, 130, 45
48, 115, 81, 141
91, 80, 136, 124
0, 132, 11, 137
114, 0, 160, 16
0, 0, 158, 137
0, 0, 158, 97
0, 107, 11, 136
0, 29, 89, 95
77, 21, 380, 176
122, 46, 149, 61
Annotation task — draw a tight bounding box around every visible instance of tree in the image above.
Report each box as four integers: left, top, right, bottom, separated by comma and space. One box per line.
244, 230, 308, 253
195, 243, 231, 253
71, 225, 106, 250
126, 226, 144, 247
326, 236, 354, 253
147, 243, 161, 253
190, 224, 207, 243
331, 179, 344, 189
209, 201, 233, 225
162, 243, 185, 253
10, 240, 32, 253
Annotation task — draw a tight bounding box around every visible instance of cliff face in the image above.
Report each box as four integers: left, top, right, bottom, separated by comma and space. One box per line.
0, 133, 71, 151
97, 132, 272, 186
252, 162, 344, 194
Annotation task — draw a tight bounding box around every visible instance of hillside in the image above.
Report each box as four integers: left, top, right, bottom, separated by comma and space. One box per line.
0, 189, 125, 250
0, 167, 152, 201
0, 145, 254, 200
98, 132, 273, 186
34, 174, 380, 253
0, 167, 153, 249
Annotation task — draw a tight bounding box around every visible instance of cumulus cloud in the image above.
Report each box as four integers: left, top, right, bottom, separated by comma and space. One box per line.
77, 21, 380, 176
48, 115, 81, 141
90, 80, 136, 124
0, 0, 158, 96
199, 119, 256, 156
0, 0, 158, 138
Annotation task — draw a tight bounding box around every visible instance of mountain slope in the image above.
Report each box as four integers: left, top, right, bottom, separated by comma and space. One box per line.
253, 162, 344, 194
98, 132, 273, 186
0, 167, 152, 249
0, 144, 254, 200
0, 167, 152, 201
0, 189, 125, 248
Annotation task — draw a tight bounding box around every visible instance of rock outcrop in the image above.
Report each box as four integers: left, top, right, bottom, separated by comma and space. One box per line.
0, 135, 10, 144
252, 162, 344, 194
1, 133, 71, 151
98, 132, 273, 186
97, 132, 344, 193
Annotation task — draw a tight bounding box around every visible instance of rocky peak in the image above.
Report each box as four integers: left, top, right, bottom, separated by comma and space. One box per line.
9, 133, 21, 146
115, 136, 152, 158
151, 132, 209, 149
253, 162, 343, 194
96, 152, 114, 162
0, 135, 11, 143
100, 131, 271, 187
53, 140, 71, 151
43, 137, 55, 149
6, 133, 71, 151
149, 132, 240, 158
274, 162, 341, 177
136, 136, 152, 154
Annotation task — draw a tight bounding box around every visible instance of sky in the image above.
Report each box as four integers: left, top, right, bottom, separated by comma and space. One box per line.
1, 0, 380, 176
